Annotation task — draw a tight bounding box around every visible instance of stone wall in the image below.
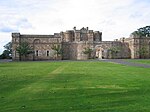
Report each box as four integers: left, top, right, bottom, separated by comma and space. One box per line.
12, 27, 150, 61
124, 34, 150, 59
94, 41, 131, 59
12, 33, 61, 61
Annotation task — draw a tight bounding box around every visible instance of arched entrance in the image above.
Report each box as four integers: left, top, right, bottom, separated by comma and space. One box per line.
33, 39, 40, 61
95, 47, 104, 59
95, 45, 110, 59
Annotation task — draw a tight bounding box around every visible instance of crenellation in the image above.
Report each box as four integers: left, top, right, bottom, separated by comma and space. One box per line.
12, 27, 150, 61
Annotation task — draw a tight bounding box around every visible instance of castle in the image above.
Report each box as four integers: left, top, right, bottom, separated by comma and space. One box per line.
12, 27, 150, 61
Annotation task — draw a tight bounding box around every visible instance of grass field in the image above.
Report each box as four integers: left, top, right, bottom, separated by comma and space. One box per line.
0, 61, 150, 112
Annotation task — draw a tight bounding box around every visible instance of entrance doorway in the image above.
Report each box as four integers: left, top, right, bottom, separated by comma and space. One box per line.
96, 48, 104, 59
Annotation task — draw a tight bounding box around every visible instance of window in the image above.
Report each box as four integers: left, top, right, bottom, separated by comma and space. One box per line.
72, 38, 75, 41
14, 51, 16, 57
93, 36, 96, 41
35, 50, 38, 56
80, 34, 83, 41
47, 51, 49, 57
14, 38, 16, 42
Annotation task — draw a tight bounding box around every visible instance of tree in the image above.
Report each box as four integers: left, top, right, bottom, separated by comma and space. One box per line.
0, 42, 12, 59
82, 47, 93, 59
109, 47, 120, 59
132, 26, 150, 37
51, 44, 62, 59
16, 42, 33, 61
138, 46, 149, 59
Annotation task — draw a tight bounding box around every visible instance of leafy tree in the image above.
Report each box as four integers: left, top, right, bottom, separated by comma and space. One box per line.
132, 26, 150, 37
4, 42, 12, 53
109, 47, 120, 59
138, 46, 149, 59
16, 42, 33, 61
0, 42, 12, 59
82, 47, 93, 59
51, 44, 62, 59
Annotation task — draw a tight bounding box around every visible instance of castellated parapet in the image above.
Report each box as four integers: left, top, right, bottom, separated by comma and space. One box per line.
12, 27, 150, 61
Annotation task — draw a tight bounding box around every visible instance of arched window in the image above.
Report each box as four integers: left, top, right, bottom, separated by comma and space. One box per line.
80, 34, 83, 41
33, 39, 40, 44
35, 50, 38, 56
47, 51, 49, 57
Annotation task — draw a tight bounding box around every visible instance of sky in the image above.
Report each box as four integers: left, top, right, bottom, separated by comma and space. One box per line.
0, 0, 150, 54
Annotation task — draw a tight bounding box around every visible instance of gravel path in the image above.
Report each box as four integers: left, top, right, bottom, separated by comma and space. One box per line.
0, 59, 12, 63
100, 59, 150, 68
1, 59, 150, 68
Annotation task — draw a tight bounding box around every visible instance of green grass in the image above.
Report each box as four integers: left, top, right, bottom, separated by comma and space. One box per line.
0, 61, 150, 112
126, 59, 150, 64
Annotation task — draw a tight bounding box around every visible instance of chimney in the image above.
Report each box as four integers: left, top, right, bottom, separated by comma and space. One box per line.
73, 26, 76, 31
86, 27, 89, 30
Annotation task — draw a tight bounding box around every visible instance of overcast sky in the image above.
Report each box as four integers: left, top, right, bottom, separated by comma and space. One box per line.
0, 0, 150, 53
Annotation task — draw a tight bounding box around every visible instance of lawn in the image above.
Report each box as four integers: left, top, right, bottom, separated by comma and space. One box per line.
0, 61, 150, 112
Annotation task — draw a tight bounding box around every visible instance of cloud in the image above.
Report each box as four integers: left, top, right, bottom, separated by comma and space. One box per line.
0, 27, 15, 33
0, 0, 150, 53
0, 15, 32, 32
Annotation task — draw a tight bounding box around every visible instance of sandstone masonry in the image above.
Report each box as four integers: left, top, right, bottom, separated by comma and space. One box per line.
12, 27, 150, 60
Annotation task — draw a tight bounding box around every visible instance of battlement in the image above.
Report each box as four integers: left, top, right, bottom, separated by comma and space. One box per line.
11, 27, 150, 61
12, 33, 20, 38
62, 27, 102, 42
12, 33, 61, 38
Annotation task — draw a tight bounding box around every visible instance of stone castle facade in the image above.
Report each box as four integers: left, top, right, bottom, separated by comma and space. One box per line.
12, 27, 150, 60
